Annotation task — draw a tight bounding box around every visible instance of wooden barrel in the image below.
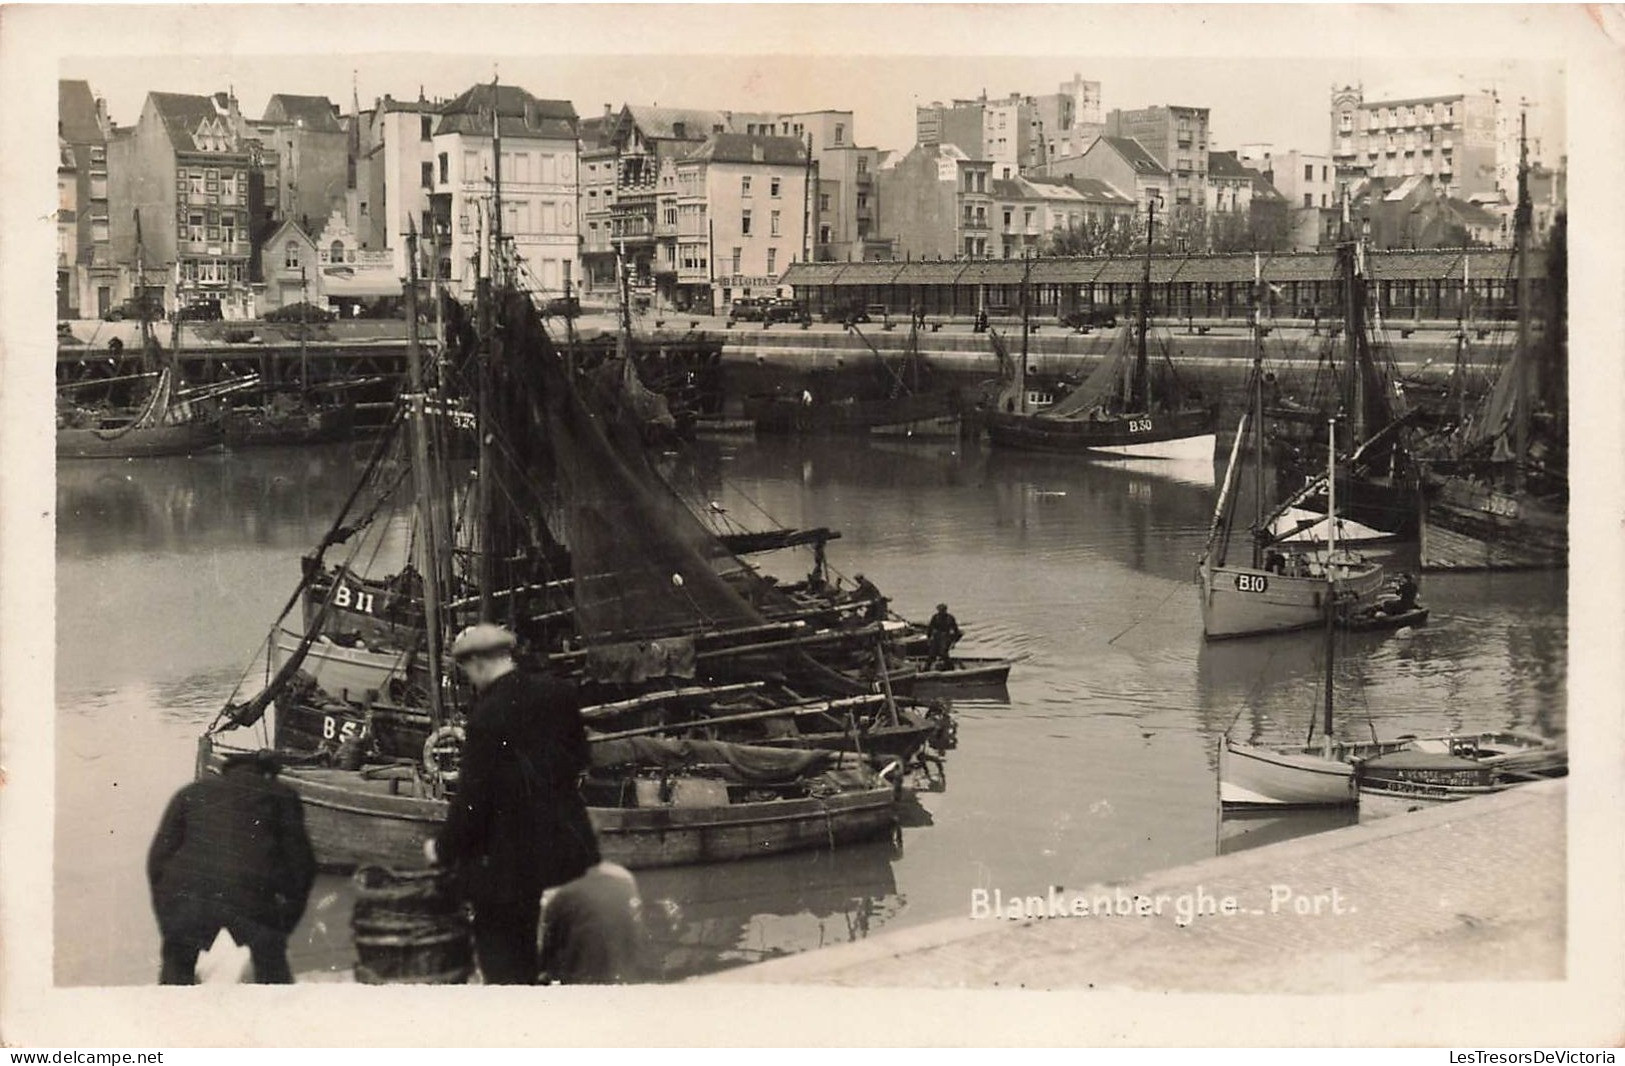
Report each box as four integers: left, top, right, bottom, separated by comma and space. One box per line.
351, 866, 473, 984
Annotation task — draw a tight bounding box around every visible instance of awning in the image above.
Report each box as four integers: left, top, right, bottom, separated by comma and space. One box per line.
318, 265, 402, 299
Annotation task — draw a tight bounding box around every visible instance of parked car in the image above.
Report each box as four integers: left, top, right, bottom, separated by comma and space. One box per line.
101, 295, 165, 322
820, 301, 871, 325
763, 298, 810, 325
1061, 307, 1118, 330
174, 299, 222, 322
541, 295, 582, 320
728, 297, 768, 322
265, 301, 337, 323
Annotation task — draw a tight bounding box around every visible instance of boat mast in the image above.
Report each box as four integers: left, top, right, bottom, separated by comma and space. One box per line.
1250, 253, 1265, 568
1342, 194, 1366, 446
477, 76, 503, 620
1131, 193, 1158, 411
1512, 108, 1532, 494
404, 224, 446, 728
1322, 412, 1338, 754
1455, 254, 1470, 427
298, 264, 309, 393
1018, 252, 1031, 414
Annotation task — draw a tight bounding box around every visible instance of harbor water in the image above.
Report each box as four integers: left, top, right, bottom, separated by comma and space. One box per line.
53, 437, 1566, 985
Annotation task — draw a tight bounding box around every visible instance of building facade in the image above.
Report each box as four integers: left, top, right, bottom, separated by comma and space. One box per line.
427, 83, 579, 298
355, 95, 444, 280
1033, 73, 1105, 166
108, 91, 256, 317
673, 133, 810, 311
1104, 105, 1210, 215
1037, 136, 1169, 213
58, 80, 118, 317
1330, 86, 1499, 199
915, 92, 1045, 179
875, 143, 995, 260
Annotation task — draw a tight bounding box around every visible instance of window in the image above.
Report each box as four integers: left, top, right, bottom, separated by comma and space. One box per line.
664, 207, 677, 226
221, 213, 236, 244
1322, 165, 1329, 182
206, 168, 219, 191
189, 172, 205, 197
819, 224, 831, 244
511, 153, 532, 183
766, 247, 777, 273
770, 177, 781, 198
422, 162, 434, 189
360, 201, 369, 217
770, 210, 780, 236
741, 176, 752, 197
1003, 209, 1013, 229
731, 247, 742, 274
421, 115, 433, 140
1304, 163, 1314, 182
741, 209, 752, 235
834, 123, 845, 144
464, 150, 480, 179
1304, 193, 1313, 208
818, 193, 830, 212
330, 240, 344, 262
1024, 207, 1035, 230
965, 237, 976, 257
188, 213, 204, 241
284, 241, 300, 269
1003, 167, 1012, 179
438, 153, 449, 184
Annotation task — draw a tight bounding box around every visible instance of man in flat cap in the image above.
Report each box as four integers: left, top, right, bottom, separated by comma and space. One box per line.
429, 623, 601, 984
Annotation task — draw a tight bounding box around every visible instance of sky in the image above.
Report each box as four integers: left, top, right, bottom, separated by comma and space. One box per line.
54, 7, 1570, 165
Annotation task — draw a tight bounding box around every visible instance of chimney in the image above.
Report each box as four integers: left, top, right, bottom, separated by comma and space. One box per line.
604, 102, 612, 119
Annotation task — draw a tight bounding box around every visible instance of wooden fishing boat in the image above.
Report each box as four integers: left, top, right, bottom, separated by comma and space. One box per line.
1198, 283, 1385, 641
896, 656, 1013, 698
744, 322, 959, 436
985, 210, 1219, 460
198, 733, 900, 872
203, 206, 938, 879
1220, 541, 1559, 809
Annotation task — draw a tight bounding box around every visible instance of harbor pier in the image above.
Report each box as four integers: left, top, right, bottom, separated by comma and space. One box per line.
701, 780, 1565, 991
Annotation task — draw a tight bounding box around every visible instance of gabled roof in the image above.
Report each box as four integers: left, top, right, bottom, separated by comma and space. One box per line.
623, 105, 729, 142
1206, 150, 1252, 180
1027, 174, 1136, 205
683, 133, 807, 166
1443, 197, 1500, 228
59, 80, 105, 145
435, 83, 577, 139
1094, 136, 1168, 176
1244, 167, 1286, 202
578, 114, 612, 149
148, 92, 240, 154
991, 178, 1025, 200
263, 94, 343, 133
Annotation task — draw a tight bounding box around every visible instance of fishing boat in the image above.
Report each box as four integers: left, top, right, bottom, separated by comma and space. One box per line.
1268, 201, 1421, 539
743, 320, 960, 436
1220, 496, 1560, 808
203, 197, 921, 870
984, 203, 1219, 459
1197, 269, 1385, 641
1417, 114, 1567, 571
58, 211, 255, 459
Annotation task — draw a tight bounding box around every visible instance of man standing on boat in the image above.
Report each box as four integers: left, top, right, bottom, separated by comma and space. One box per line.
146, 749, 316, 984
926, 603, 963, 671
428, 623, 601, 985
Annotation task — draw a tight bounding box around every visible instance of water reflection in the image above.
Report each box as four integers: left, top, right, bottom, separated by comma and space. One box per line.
54, 435, 1566, 986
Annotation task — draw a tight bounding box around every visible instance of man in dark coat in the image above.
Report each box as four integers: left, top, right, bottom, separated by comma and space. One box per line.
147, 750, 317, 984
429, 623, 601, 985
925, 603, 963, 670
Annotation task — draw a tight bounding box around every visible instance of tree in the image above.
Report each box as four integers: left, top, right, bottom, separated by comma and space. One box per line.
1042, 213, 1138, 257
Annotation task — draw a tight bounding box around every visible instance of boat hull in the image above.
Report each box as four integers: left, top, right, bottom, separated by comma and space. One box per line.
274, 631, 410, 702
224, 404, 355, 448
200, 742, 898, 871
56, 421, 224, 459
985, 405, 1219, 459
1418, 475, 1567, 571
899, 657, 1013, 698
1219, 740, 1358, 808
746, 392, 957, 436
1198, 559, 1385, 640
